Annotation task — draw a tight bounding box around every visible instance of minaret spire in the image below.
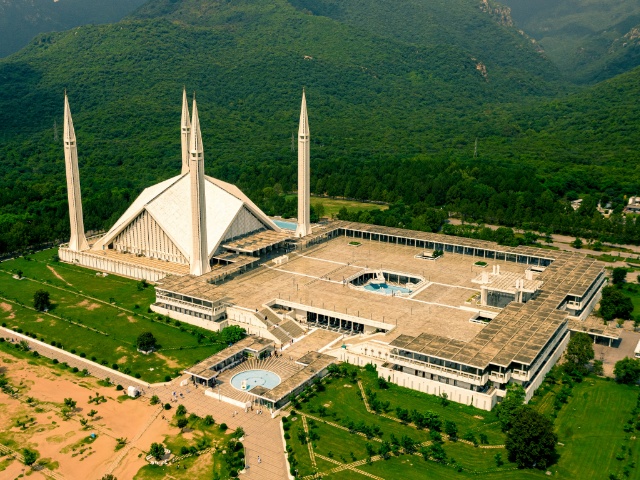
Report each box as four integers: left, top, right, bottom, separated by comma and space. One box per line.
296, 89, 311, 238
180, 87, 191, 174
63, 93, 89, 252
188, 95, 210, 275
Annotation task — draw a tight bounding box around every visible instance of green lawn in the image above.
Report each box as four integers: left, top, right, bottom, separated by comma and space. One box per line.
359, 370, 505, 445
286, 366, 640, 479
284, 195, 388, 218
0, 249, 229, 382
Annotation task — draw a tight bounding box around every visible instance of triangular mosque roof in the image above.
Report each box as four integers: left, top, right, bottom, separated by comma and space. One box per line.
94, 173, 279, 259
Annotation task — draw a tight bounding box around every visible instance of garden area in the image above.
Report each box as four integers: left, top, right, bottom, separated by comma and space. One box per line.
284, 362, 640, 479
0, 248, 241, 382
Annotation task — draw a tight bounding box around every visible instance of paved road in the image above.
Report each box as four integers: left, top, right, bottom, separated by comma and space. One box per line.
1, 329, 289, 480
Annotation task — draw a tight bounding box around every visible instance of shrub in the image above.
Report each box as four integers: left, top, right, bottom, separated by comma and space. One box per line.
176, 404, 187, 416
150, 395, 160, 405
220, 423, 228, 431
52, 359, 59, 364
164, 375, 171, 382
112, 364, 119, 370
204, 415, 214, 426
80, 352, 86, 358
164, 403, 171, 410
116, 385, 123, 391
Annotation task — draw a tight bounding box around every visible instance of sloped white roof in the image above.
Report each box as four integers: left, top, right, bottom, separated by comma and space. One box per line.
94, 174, 279, 259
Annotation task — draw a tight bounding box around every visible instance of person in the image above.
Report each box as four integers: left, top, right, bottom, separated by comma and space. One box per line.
258, 456, 261, 464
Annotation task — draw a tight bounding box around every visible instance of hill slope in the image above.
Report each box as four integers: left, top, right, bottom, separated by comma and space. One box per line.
502, 0, 640, 83
0, 0, 148, 58
0, 0, 638, 251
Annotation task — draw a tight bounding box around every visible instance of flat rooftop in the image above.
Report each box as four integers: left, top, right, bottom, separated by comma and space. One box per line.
158, 222, 606, 372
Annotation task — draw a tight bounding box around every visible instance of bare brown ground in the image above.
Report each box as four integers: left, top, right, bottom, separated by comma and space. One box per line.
0, 301, 15, 320
47, 265, 72, 287
0, 351, 169, 480
128, 315, 138, 323
154, 352, 181, 369
76, 299, 101, 311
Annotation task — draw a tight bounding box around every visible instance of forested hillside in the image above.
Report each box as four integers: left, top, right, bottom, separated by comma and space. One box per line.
0, 0, 638, 253
503, 0, 640, 84
0, 0, 148, 58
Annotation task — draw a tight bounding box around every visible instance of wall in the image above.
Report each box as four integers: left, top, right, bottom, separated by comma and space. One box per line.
150, 304, 224, 331
59, 247, 167, 282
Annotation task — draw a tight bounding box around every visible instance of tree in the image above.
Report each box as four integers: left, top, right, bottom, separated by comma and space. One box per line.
176, 404, 187, 416
64, 397, 77, 409
101, 475, 117, 480
571, 238, 583, 249
505, 406, 557, 469
613, 357, 640, 385
150, 395, 160, 405
495, 384, 525, 432
203, 415, 214, 426
612, 268, 628, 286
136, 332, 157, 352
149, 442, 165, 461
220, 325, 246, 344
33, 289, 50, 311
444, 420, 458, 439
22, 448, 37, 466
600, 286, 634, 321
177, 418, 188, 431
563, 332, 594, 379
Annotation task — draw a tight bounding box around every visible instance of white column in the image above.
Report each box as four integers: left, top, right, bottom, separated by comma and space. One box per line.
296, 90, 311, 238
189, 97, 210, 276
63, 94, 89, 252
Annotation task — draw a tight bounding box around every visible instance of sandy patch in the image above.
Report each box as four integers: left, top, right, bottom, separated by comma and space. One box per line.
77, 299, 101, 311
47, 265, 72, 287
154, 352, 181, 369
0, 350, 168, 480
117, 356, 128, 365
36, 317, 44, 323
127, 316, 137, 323
0, 302, 12, 312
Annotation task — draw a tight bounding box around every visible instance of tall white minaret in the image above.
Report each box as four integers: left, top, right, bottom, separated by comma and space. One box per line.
63, 93, 89, 252
189, 96, 210, 276
296, 89, 311, 238
180, 87, 191, 175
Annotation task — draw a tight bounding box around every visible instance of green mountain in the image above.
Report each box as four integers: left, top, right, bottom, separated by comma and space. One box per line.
0, 0, 638, 253
0, 0, 148, 58
502, 0, 640, 83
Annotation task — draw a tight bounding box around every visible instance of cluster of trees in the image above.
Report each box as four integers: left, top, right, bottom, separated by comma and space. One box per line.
0, 0, 638, 254
495, 385, 558, 469
600, 269, 635, 322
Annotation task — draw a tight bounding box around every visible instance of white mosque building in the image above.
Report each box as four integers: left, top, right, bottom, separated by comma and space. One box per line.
59, 89, 311, 280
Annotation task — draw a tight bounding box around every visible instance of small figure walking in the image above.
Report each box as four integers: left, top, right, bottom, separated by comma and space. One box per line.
258, 456, 261, 464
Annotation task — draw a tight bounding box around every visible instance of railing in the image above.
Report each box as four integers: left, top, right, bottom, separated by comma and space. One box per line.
389, 354, 484, 384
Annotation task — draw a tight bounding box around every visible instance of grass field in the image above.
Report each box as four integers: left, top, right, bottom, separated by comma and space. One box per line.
0, 249, 228, 382
284, 195, 388, 217
286, 365, 640, 479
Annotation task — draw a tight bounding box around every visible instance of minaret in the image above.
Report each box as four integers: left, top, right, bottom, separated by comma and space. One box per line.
296, 89, 311, 238
180, 87, 191, 175
188, 96, 210, 276
63, 93, 89, 252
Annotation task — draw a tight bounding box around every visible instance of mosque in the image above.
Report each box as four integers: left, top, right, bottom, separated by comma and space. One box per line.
58, 89, 614, 411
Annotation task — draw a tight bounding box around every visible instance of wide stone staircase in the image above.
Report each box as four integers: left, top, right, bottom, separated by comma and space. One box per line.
259, 306, 305, 345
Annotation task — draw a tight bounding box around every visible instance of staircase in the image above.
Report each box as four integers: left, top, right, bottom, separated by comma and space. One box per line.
259, 306, 305, 345
280, 319, 305, 338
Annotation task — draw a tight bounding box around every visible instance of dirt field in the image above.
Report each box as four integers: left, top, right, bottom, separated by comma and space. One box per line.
0, 350, 175, 480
